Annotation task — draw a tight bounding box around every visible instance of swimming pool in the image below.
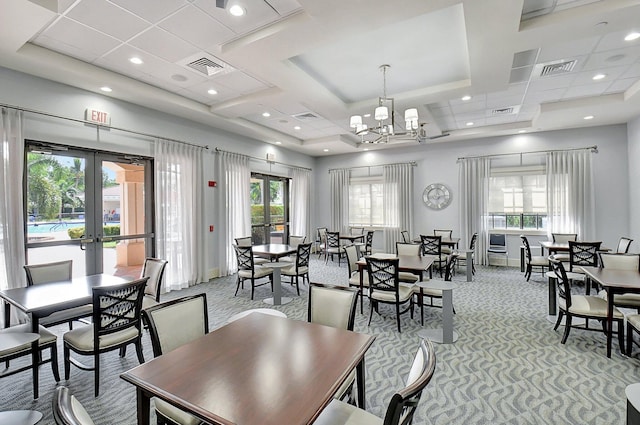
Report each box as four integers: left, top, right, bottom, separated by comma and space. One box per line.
27, 221, 118, 234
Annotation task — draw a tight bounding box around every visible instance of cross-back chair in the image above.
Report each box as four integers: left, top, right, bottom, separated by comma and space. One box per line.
520, 235, 548, 281
412, 254, 457, 326
568, 241, 601, 294
457, 232, 477, 275
63, 278, 148, 397
233, 244, 273, 300
363, 231, 374, 256
420, 235, 444, 277
365, 257, 414, 333
325, 231, 345, 265
549, 259, 624, 350
282, 242, 312, 295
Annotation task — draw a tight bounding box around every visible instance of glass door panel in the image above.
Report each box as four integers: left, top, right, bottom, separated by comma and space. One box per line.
25, 142, 154, 277
250, 174, 289, 244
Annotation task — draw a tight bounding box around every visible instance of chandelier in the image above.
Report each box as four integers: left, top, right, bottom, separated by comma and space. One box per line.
349, 64, 420, 144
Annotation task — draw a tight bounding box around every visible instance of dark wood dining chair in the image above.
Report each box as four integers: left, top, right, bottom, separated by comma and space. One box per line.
420, 235, 444, 277
143, 293, 208, 425
365, 257, 413, 333
282, 242, 312, 295
233, 244, 273, 300
520, 235, 547, 281
63, 278, 148, 397
313, 338, 436, 425
140, 257, 168, 310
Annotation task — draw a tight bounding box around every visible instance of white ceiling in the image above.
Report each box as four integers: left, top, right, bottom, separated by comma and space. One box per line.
1, 0, 640, 156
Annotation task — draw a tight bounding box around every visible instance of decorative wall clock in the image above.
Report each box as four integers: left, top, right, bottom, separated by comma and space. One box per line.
423, 183, 452, 210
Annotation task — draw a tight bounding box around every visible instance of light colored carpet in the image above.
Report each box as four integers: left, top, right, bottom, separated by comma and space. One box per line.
0, 256, 637, 424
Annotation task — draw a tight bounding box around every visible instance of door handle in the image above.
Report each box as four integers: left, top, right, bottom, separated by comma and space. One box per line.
79, 238, 94, 251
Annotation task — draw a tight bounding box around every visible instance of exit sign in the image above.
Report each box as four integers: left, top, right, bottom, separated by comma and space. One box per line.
85, 108, 111, 125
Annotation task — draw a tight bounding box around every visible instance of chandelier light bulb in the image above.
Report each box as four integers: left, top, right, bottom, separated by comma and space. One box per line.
374, 106, 388, 121
404, 108, 418, 121
350, 115, 362, 128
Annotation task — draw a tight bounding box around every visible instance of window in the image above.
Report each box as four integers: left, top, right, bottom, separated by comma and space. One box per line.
349, 176, 383, 227
488, 166, 547, 230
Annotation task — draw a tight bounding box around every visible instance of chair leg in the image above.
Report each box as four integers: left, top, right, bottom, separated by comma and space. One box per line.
561, 315, 572, 344
396, 303, 402, 333
367, 301, 374, 327
135, 340, 145, 364
618, 319, 626, 355
553, 310, 564, 331
234, 276, 241, 296
295, 276, 300, 296
94, 352, 100, 397
525, 265, 531, 281
250, 278, 255, 300
50, 345, 60, 382
628, 322, 634, 356
63, 345, 71, 380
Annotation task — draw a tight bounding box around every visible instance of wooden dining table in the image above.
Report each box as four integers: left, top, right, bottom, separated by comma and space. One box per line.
0, 273, 129, 398
580, 267, 640, 358
356, 253, 435, 314
252, 243, 297, 261
121, 313, 376, 425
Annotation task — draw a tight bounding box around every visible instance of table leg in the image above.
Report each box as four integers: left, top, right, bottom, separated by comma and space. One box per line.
441, 289, 455, 343
3, 301, 10, 328
136, 388, 151, 425
606, 287, 613, 358
356, 358, 366, 409
466, 250, 472, 282
30, 314, 39, 399
264, 267, 292, 306
359, 265, 364, 315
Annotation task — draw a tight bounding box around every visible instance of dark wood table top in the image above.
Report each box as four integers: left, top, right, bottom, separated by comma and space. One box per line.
357, 253, 435, 273
121, 313, 376, 425
252, 243, 297, 259
412, 237, 460, 246
580, 267, 640, 289
339, 234, 365, 242
540, 241, 610, 253
0, 274, 128, 318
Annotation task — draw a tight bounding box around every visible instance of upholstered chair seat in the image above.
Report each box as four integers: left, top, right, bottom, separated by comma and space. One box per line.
64, 326, 139, 351
348, 271, 369, 287
315, 399, 382, 425
370, 283, 413, 303
398, 271, 419, 283
558, 295, 624, 318
154, 399, 202, 425
238, 266, 273, 279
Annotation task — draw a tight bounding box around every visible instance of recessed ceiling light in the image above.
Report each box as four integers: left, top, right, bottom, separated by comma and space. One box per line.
461, 95, 471, 101
262, 112, 271, 117
293, 126, 301, 130
466, 122, 474, 126
592, 73, 606, 80
584, 115, 595, 120
229, 5, 245, 16
129, 57, 143, 65
518, 130, 527, 133
323, 149, 329, 152
625, 32, 640, 41
207, 89, 218, 95
275, 141, 282, 145
363, 114, 371, 118
363, 148, 369, 151
100, 86, 112, 92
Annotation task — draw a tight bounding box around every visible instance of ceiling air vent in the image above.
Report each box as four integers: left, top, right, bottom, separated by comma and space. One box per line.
187, 57, 224, 77
292, 112, 319, 120
539, 60, 577, 77
492, 107, 514, 115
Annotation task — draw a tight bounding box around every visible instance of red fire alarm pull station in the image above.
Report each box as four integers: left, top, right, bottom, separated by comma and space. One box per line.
208, 181, 217, 187
209, 225, 214, 232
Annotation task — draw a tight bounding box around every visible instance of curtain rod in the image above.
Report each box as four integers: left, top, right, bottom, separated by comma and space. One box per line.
457, 145, 598, 162
328, 161, 417, 173
214, 147, 312, 172
1, 103, 208, 150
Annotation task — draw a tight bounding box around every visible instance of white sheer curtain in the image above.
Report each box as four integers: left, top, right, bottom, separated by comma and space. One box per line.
0, 108, 27, 326
215, 151, 251, 275
329, 169, 349, 234
546, 150, 595, 240
291, 168, 311, 242
383, 164, 413, 253
458, 157, 490, 265
154, 139, 206, 292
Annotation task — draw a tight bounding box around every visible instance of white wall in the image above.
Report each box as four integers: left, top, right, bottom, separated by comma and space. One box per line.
315, 124, 630, 262
0, 67, 315, 275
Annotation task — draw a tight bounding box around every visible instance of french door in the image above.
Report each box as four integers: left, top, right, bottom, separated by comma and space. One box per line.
250, 173, 290, 244
24, 141, 154, 278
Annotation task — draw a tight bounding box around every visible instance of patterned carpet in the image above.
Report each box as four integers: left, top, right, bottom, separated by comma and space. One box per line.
1, 255, 638, 424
